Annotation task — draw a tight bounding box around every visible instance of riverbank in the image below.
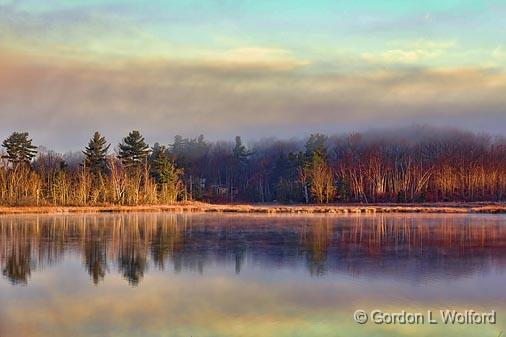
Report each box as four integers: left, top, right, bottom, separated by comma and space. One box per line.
1, 202, 506, 215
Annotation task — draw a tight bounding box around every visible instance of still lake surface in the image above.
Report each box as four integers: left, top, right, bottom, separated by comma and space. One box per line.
0, 212, 505, 337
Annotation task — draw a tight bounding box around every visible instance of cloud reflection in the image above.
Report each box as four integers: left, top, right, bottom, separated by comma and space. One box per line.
1, 213, 506, 337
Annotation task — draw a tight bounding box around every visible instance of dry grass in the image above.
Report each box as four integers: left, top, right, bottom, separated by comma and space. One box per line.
1, 201, 506, 215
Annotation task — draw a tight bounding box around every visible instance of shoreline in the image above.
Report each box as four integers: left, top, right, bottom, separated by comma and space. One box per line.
1, 202, 506, 215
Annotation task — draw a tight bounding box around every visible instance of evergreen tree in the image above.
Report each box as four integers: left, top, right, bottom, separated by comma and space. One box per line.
305, 133, 328, 159
151, 145, 183, 202
151, 146, 181, 185
118, 131, 150, 167
1, 132, 37, 166
233, 136, 250, 165
150, 142, 164, 163
301, 135, 334, 203
228, 136, 252, 200
170, 135, 189, 168
83, 131, 110, 176
171, 135, 187, 156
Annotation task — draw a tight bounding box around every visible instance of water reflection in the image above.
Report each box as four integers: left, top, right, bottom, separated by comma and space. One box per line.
1, 213, 506, 285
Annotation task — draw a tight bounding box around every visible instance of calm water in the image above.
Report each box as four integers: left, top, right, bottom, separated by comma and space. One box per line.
1, 213, 506, 337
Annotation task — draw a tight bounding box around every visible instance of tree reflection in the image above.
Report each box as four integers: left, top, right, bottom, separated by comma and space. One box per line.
118, 244, 146, 286
301, 220, 332, 276
1, 214, 506, 286
151, 224, 182, 270
84, 238, 107, 285
2, 239, 32, 285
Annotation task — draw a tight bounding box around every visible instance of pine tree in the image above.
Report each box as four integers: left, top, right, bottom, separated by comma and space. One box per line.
301, 135, 334, 203
150, 142, 163, 164
305, 133, 327, 160
233, 136, 250, 165
171, 135, 187, 156
228, 136, 252, 201
118, 131, 150, 168
83, 132, 110, 176
1, 132, 37, 166
151, 146, 181, 184
151, 145, 183, 202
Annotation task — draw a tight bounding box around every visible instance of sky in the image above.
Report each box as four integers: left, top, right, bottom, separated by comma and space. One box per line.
1, 0, 506, 150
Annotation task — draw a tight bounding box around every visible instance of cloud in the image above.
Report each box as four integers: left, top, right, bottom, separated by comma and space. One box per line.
362, 50, 420, 64
361, 39, 458, 65
198, 47, 310, 71
492, 45, 506, 62
0, 47, 506, 150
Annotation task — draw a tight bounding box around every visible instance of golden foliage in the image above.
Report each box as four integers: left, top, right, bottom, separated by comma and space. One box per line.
0, 156, 184, 206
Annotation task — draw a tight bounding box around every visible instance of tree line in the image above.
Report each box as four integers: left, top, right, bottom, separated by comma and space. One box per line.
1, 127, 506, 205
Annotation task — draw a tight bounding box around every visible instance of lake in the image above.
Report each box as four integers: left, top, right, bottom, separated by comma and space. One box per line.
0, 213, 505, 337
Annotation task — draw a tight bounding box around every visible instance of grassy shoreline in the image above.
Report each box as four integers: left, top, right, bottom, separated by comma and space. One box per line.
1, 202, 506, 215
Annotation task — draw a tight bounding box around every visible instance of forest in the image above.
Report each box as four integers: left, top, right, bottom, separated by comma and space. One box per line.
1, 126, 506, 206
